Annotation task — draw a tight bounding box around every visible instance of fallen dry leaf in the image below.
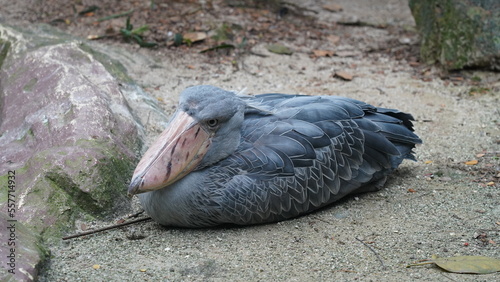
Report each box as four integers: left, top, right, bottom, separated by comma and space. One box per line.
92, 264, 101, 270
433, 255, 500, 274
335, 50, 360, 57
424, 160, 433, 164
465, 160, 478, 165
87, 34, 100, 40
476, 153, 485, 158
183, 32, 207, 43
312, 49, 334, 57
334, 71, 353, 81
407, 188, 416, 193
267, 44, 293, 55
323, 4, 343, 12
140, 269, 147, 272
486, 182, 495, 186
407, 255, 500, 274
326, 35, 340, 44
450, 76, 464, 81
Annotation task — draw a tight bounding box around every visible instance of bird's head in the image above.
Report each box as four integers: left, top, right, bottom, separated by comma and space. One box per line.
127, 85, 246, 196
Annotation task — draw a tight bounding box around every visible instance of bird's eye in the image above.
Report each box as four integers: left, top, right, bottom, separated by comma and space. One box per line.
207, 119, 218, 128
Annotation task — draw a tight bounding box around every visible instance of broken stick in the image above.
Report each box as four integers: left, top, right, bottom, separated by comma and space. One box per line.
62, 216, 152, 240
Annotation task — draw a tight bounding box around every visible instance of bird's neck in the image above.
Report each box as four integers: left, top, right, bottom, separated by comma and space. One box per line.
138, 170, 216, 227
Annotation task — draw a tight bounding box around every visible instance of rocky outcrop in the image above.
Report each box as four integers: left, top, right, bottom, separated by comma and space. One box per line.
0, 24, 167, 281
409, 0, 500, 70
0, 213, 48, 281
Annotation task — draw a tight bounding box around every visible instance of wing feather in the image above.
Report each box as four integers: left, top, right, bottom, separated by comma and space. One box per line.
209, 94, 421, 224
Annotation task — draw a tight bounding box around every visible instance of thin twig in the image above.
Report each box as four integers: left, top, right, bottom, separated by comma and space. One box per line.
126, 210, 145, 218
249, 51, 269, 57
62, 217, 152, 240
355, 237, 386, 269
337, 20, 387, 29
97, 9, 134, 22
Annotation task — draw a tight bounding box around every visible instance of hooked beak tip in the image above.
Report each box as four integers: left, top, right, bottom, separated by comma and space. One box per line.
127, 176, 143, 197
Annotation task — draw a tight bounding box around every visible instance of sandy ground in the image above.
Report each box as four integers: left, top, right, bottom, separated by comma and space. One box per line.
1, 0, 499, 281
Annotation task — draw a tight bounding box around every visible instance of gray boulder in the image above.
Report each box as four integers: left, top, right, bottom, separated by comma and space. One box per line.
0, 23, 167, 280
0, 213, 48, 282
409, 0, 500, 70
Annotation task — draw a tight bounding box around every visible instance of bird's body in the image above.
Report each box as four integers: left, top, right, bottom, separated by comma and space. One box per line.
129, 86, 421, 227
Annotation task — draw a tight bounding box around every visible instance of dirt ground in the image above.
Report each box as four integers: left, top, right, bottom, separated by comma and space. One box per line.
1, 0, 499, 281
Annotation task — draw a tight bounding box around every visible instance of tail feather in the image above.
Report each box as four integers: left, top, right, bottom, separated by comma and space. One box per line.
356, 106, 422, 188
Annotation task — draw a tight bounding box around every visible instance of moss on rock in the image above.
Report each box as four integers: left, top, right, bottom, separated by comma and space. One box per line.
78, 43, 133, 84
409, 0, 500, 70
0, 38, 10, 69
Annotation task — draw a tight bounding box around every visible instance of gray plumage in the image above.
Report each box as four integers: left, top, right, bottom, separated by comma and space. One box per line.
134, 85, 422, 227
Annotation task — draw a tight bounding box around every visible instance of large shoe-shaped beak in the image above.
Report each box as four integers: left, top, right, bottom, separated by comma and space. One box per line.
128, 110, 211, 196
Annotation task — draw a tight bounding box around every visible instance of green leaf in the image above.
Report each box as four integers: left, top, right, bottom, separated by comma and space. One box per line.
125, 17, 133, 31
118, 18, 156, 47
407, 255, 500, 274
173, 33, 183, 46
131, 34, 143, 43
266, 44, 293, 55
119, 28, 132, 38
131, 25, 149, 36
137, 41, 158, 48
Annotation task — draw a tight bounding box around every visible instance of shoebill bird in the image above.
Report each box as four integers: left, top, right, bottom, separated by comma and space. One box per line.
128, 85, 421, 227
